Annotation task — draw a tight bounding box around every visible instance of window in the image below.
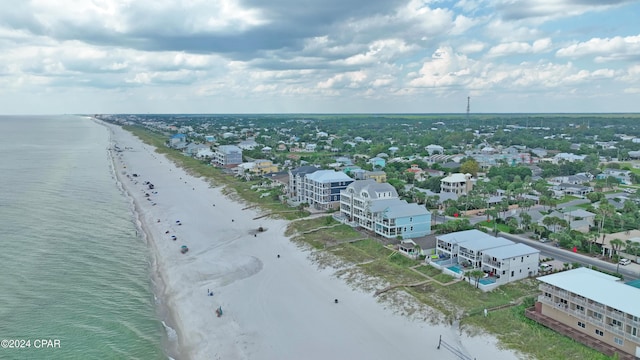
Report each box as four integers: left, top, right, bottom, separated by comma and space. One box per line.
544, 292, 552, 298
511, 271, 514, 277
592, 312, 602, 320
560, 299, 568, 305
576, 305, 584, 312
612, 319, 623, 327
578, 321, 586, 328
595, 329, 604, 336
614, 337, 623, 346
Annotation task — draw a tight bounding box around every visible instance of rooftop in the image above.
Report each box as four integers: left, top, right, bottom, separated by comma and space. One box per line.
483, 243, 539, 259
538, 267, 640, 317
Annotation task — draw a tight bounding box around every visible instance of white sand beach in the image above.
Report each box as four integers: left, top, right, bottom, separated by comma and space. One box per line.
104, 122, 523, 360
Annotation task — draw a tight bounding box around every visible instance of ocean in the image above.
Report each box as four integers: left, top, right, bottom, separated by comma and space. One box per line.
0, 115, 166, 359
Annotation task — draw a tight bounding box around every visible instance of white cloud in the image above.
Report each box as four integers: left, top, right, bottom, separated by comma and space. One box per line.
409, 46, 473, 88
0, 0, 639, 112
556, 35, 640, 62
487, 38, 552, 57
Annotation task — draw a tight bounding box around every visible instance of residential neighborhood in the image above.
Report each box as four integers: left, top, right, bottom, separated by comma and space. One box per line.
99, 113, 640, 359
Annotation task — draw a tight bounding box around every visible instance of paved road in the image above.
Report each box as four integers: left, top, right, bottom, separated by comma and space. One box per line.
498, 232, 640, 281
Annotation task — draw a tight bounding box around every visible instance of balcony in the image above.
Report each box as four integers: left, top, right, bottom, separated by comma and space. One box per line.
606, 310, 625, 323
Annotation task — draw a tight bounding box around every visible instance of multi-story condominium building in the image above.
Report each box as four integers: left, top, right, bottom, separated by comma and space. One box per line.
212, 145, 242, 166
527, 268, 640, 359
340, 180, 431, 239
440, 173, 473, 195
288, 166, 319, 203
302, 170, 353, 210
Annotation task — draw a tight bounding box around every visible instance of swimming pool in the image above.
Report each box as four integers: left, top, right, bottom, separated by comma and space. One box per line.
448, 265, 463, 273
479, 278, 496, 285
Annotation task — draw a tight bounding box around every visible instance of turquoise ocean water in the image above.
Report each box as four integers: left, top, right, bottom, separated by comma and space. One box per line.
0, 116, 166, 359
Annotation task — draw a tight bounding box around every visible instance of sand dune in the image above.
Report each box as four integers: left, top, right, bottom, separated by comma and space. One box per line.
104, 121, 522, 360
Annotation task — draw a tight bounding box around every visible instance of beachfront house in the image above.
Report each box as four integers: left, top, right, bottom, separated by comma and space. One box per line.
456, 235, 514, 269
429, 229, 540, 290
339, 180, 431, 239
212, 145, 243, 166
434, 230, 493, 263
169, 133, 187, 149
301, 170, 354, 210
481, 243, 539, 284
375, 201, 431, 239
526, 268, 640, 359
251, 159, 278, 175
287, 166, 319, 203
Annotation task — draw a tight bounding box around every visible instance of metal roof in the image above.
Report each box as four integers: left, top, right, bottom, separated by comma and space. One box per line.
538, 267, 640, 317
483, 243, 539, 259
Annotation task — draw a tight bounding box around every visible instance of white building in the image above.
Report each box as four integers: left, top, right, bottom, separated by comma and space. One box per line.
440, 173, 473, 195
482, 243, 540, 284
340, 180, 431, 239
212, 145, 243, 166
301, 170, 354, 210
527, 268, 640, 358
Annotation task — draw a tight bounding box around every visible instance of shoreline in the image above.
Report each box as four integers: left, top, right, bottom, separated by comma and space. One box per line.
103, 121, 183, 359
100, 119, 522, 360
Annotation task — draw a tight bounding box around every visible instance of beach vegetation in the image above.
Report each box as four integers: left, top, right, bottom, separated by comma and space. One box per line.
288, 218, 607, 359
115, 116, 633, 360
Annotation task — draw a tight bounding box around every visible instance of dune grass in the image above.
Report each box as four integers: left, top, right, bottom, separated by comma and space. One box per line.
124, 124, 608, 360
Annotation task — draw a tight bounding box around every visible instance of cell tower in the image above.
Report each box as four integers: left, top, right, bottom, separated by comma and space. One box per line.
466, 96, 470, 127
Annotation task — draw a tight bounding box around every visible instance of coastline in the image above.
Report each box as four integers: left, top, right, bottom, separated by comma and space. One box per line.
104, 121, 182, 359
101, 120, 522, 360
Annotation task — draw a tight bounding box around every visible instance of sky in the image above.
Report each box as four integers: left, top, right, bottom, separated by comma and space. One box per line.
1, 0, 639, 114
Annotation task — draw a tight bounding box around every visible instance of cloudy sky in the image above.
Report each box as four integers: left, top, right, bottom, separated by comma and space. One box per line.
1, 0, 639, 114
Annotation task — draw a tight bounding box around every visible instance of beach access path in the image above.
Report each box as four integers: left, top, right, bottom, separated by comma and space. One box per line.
105, 121, 521, 360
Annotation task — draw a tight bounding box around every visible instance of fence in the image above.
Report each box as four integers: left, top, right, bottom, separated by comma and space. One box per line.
437, 335, 475, 360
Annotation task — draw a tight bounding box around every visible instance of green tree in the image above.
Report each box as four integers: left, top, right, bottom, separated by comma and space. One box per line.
467, 269, 486, 288
460, 159, 479, 177
610, 239, 625, 258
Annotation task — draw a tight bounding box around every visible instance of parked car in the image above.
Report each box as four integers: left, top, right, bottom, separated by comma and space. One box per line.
539, 237, 550, 243
618, 258, 631, 266
540, 263, 553, 272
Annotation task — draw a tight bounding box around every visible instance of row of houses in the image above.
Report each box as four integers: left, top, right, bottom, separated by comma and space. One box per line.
428, 229, 540, 291
287, 167, 432, 239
